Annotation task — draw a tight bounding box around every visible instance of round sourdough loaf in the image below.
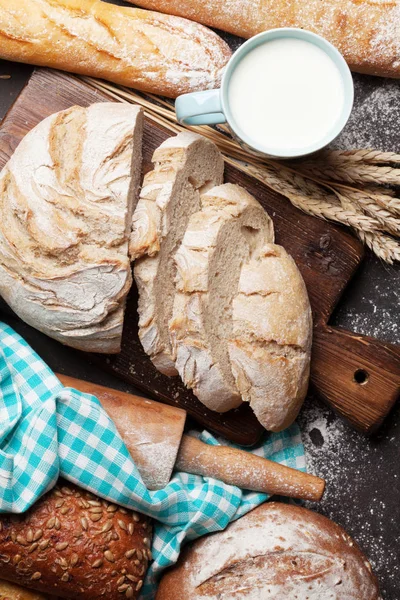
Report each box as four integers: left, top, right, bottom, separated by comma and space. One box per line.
0, 103, 143, 353
156, 502, 381, 600
0, 481, 152, 600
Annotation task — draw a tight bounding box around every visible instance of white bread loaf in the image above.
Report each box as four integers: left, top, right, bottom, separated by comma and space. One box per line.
170, 183, 311, 429
229, 244, 312, 431
156, 502, 381, 600
0, 103, 143, 353
170, 184, 274, 411
130, 132, 224, 375
0, 0, 231, 98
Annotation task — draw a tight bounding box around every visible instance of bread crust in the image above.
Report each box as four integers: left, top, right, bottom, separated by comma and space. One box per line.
126, 0, 400, 78
0, 482, 152, 600
0, 103, 143, 353
229, 243, 312, 431
156, 502, 381, 600
131, 132, 224, 375
170, 183, 274, 412
0, 0, 231, 98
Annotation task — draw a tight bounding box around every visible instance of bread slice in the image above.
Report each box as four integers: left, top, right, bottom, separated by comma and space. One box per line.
170, 184, 274, 411
228, 244, 312, 431
130, 131, 224, 375
0, 103, 143, 353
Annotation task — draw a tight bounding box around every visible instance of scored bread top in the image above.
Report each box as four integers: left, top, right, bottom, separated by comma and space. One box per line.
156, 502, 381, 600
0, 102, 143, 353
229, 243, 312, 431
131, 131, 224, 376
170, 183, 274, 411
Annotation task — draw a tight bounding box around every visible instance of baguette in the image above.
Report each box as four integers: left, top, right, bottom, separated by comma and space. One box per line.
0, 0, 231, 98
0, 103, 143, 353
131, 132, 224, 375
127, 0, 400, 78
156, 502, 381, 600
0, 482, 152, 600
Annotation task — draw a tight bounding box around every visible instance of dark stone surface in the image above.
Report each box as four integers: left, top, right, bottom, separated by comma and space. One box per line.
0, 17, 399, 598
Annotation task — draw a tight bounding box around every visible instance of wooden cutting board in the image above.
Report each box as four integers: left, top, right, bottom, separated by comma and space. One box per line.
0, 69, 399, 445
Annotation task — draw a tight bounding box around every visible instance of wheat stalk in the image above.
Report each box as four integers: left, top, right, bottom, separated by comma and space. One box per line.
80, 76, 400, 263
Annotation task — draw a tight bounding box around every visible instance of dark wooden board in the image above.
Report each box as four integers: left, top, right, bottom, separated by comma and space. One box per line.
0, 68, 399, 443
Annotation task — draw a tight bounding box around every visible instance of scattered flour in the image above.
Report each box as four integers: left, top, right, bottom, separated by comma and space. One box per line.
298, 397, 400, 599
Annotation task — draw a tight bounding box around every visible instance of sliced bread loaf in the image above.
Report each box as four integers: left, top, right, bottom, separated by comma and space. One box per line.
0, 103, 143, 353
229, 244, 312, 431
130, 132, 224, 375
170, 184, 274, 411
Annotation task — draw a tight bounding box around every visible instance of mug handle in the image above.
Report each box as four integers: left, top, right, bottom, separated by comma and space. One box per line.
175, 89, 226, 126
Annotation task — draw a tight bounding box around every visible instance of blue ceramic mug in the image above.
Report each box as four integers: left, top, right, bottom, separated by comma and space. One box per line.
175, 28, 354, 159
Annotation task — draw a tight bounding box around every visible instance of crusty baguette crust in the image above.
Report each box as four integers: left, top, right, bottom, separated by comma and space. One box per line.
128, 0, 400, 78
0, 0, 231, 98
156, 502, 381, 600
0, 103, 143, 353
0, 482, 152, 600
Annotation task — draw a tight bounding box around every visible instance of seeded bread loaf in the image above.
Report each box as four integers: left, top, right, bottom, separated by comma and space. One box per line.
0, 103, 143, 353
0, 0, 231, 98
156, 502, 381, 600
130, 132, 224, 375
228, 243, 312, 431
170, 184, 274, 411
127, 0, 400, 79
0, 481, 152, 600
0, 580, 51, 600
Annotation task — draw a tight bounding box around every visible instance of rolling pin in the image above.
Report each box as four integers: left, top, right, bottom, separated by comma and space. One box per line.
57, 374, 325, 502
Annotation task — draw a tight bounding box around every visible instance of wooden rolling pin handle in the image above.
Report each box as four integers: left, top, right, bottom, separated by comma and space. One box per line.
176, 435, 325, 502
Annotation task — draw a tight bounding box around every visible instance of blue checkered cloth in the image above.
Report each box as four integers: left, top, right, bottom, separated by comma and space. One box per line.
0, 322, 306, 598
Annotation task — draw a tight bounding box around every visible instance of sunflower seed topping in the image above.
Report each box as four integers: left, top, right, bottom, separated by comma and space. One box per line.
101, 522, 113, 533
136, 581, 143, 592
26, 528, 34, 543
81, 517, 89, 531
104, 550, 115, 563
39, 539, 50, 550
28, 543, 38, 554
118, 520, 128, 531
70, 553, 79, 567
16, 535, 28, 546
56, 542, 69, 551
117, 576, 125, 587
33, 529, 43, 542
92, 558, 103, 568
89, 513, 102, 522
125, 550, 136, 559
31, 572, 42, 580
118, 584, 129, 592
126, 586, 134, 598
128, 523, 134, 535
46, 517, 55, 530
